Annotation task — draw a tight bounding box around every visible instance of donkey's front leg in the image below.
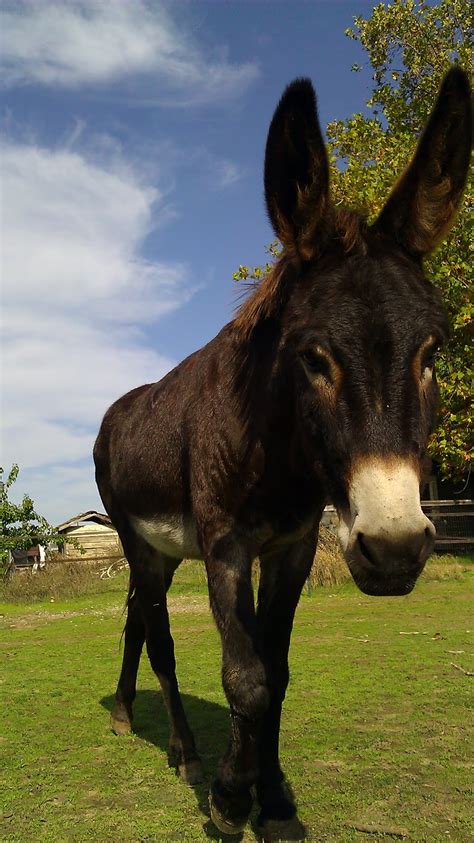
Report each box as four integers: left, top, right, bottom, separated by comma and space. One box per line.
204, 536, 269, 834
256, 531, 318, 841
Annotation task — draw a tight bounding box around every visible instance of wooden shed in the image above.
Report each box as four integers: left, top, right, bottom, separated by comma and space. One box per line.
56, 511, 122, 561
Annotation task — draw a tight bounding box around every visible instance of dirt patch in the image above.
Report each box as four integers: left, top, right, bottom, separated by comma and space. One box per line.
168, 595, 209, 613
0, 606, 118, 630
0, 594, 210, 631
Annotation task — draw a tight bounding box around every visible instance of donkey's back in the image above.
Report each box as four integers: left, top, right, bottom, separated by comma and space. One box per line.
94, 322, 251, 559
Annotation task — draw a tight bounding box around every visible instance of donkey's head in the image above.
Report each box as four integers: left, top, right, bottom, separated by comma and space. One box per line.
255, 69, 471, 596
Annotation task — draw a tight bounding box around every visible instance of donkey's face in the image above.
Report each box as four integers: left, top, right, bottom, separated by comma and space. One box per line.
286, 248, 447, 595
263, 69, 471, 596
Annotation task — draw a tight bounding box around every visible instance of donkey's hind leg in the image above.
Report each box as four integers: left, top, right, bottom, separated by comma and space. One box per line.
133, 544, 203, 785
111, 585, 145, 735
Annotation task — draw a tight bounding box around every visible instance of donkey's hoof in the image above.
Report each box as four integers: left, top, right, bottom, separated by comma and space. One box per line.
110, 703, 132, 735
178, 758, 204, 786
209, 794, 247, 835
209, 781, 252, 835
257, 815, 307, 842
168, 745, 203, 786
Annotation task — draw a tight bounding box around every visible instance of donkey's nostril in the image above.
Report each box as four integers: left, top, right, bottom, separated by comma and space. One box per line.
357, 533, 376, 567
355, 526, 431, 572
409, 529, 426, 562
423, 524, 436, 557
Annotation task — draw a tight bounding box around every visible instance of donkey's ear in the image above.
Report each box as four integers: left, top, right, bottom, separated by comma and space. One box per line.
264, 78, 330, 260
374, 67, 472, 257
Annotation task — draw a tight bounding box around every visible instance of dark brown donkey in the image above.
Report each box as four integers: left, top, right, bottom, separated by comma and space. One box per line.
94, 68, 471, 840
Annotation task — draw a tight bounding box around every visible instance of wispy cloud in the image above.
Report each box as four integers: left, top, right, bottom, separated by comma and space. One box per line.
157, 144, 245, 191
2, 141, 190, 322
0, 0, 259, 105
1, 138, 191, 521
15, 463, 106, 525
213, 159, 244, 189
0, 1, 253, 521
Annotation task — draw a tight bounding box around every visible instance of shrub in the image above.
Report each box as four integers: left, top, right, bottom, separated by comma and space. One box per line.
0, 556, 127, 602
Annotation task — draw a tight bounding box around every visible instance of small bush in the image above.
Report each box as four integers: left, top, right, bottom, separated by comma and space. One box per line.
1, 538, 469, 604
308, 529, 470, 588
310, 527, 350, 587
0, 557, 128, 602
421, 556, 468, 582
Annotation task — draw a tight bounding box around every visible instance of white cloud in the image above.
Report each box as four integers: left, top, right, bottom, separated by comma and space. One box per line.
0, 0, 259, 105
140, 141, 245, 192
2, 141, 190, 322
10, 463, 105, 526
2, 317, 175, 462
1, 139, 189, 521
214, 159, 244, 189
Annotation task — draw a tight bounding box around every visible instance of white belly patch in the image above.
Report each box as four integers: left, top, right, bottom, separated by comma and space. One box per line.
130, 514, 201, 559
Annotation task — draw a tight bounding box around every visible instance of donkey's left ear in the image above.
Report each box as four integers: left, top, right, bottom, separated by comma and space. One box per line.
374, 67, 472, 257
264, 78, 331, 260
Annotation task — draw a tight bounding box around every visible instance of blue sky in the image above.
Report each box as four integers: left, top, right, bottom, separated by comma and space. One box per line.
1, 0, 376, 523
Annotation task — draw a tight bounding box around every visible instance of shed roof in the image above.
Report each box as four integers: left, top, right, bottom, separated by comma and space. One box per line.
56, 510, 113, 531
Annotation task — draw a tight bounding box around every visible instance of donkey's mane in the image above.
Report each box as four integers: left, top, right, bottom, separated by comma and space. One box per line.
234, 207, 367, 340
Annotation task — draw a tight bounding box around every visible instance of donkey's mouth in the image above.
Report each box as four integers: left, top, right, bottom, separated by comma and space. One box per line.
344, 533, 428, 596
347, 565, 423, 597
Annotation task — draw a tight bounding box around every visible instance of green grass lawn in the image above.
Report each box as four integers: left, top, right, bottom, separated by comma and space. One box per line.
0, 568, 472, 842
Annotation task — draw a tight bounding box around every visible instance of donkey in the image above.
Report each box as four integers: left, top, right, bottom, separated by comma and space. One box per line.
94, 68, 471, 840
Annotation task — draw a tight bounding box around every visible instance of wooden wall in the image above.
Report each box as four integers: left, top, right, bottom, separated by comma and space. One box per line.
61, 523, 122, 559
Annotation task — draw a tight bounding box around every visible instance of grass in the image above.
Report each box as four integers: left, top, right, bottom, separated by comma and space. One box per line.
1, 565, 473, 842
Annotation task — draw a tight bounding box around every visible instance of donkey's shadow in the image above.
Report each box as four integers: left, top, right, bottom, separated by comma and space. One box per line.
100, 690, 248, 840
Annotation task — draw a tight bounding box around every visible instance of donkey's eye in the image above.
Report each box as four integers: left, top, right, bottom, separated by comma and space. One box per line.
417, 335, 442, 380
301, 349, 331, 380
422, 344, 439, 372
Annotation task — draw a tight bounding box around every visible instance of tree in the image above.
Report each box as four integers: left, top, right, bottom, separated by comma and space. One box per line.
235, 0, 472, 481
329, 0, 472, 480
0, 464, 66, 566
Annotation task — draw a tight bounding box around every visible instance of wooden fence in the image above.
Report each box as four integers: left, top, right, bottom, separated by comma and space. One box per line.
322, 499, 474, 554
421, 500, 474, 552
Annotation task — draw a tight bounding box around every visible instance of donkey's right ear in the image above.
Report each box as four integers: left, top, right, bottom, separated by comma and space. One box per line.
374, 68, 472, 257
264, 78, 331, 260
